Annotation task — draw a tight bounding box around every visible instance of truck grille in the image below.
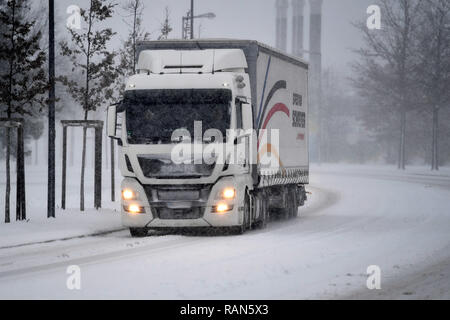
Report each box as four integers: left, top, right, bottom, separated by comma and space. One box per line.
156, 207, 204, 220
144, 185, 212, 220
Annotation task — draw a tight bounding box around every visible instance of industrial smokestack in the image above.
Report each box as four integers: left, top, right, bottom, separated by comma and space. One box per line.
292, 0, 305, 58
309, 0, 322, 62
275, 0, 289, 52
309, 0, 323, 163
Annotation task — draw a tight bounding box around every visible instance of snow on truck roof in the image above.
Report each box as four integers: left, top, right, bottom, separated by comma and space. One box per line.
137, 49, 248, 75
136, 39, 309, 70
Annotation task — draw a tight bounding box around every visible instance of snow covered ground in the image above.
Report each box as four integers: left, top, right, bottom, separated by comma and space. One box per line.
0, 165, 122, 248
0, 164, 449, 299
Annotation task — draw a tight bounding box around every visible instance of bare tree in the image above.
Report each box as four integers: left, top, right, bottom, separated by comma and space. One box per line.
158, 7, 173, 40
0, 0, 47, 223
414, 0, 450, 170
114, 0, 150, 100
59, 0, 118, 211
321, 69, 369, 163
352, 0, 423, 169
121, 0, 150, 74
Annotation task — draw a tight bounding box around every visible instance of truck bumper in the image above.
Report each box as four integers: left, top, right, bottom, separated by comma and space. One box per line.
120, 177, 244, 229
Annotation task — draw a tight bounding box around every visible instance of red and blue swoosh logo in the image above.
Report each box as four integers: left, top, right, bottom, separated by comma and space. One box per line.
256, 57, 290, 166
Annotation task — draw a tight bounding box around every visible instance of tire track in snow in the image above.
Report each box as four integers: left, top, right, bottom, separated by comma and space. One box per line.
0, 187, 338, 281
0, 236, 203, 280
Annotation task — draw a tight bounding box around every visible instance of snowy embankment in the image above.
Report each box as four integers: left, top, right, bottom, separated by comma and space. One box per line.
0, 165, 122, 248
0, 164, 449, 299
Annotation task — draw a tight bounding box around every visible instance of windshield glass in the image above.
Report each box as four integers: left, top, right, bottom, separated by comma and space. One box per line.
122, 89, 232, 145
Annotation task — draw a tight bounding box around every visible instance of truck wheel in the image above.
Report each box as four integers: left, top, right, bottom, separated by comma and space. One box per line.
290, 188, 299, 218
233, 192, 251, 235
129, 228, 148, 237
277, 188, 291, 220
254, 191, 268, 229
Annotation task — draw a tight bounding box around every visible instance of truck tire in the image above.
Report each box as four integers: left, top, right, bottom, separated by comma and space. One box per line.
129, 228, 148, 237
232, 191, 251, 235
290, 187, 299, 218
254, 191, 268, 229
276, 188, 291, 220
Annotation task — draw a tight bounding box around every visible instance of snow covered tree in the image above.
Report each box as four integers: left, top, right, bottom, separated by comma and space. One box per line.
121, 0, 150, 75
320, 69, 372, 163
352, 0, 423, 169
158, 7, 173, 40
0, 0, 47, 223
414, 0, 450, 170
115, 0, 150, 100
59, 0, 118, 211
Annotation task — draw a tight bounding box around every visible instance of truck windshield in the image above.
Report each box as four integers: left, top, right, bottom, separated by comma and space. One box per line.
122, 89, 232, 145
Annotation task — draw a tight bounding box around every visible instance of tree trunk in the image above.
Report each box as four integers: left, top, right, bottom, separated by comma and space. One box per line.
104, 132, 108, 170
398, 109, 406, 170
5, 0, 16, 223
5, 127, 11, 223
431, 106, 439, 171
34, 138, 38, 166
69, 127, 75, 166
80, 0, 93, 211
80, 111, 88, 211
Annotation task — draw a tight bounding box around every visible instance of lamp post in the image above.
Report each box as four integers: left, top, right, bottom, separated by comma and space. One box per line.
190, 0, 194, 39
182, 9, 216, 39
48, 0, 56, 218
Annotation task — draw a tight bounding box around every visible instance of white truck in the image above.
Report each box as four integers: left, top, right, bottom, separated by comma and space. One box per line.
107, 39, 309, 237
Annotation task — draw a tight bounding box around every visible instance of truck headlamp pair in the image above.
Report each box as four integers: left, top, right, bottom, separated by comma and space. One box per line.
212, 188, 236, 214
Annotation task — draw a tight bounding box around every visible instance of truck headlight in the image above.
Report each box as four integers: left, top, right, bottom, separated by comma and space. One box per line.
213, 203, 233, 214
221, 188, 236, 200
122, 189, 136, 200
124, 204, 145, 214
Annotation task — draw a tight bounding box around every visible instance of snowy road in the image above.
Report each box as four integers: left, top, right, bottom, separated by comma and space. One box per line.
0, 166, 449, 299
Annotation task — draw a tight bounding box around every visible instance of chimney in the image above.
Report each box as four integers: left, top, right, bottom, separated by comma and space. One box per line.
309, 0, 323, 163
309, 0, 322, 62
292, 0, 305, 58
275, 0, 289, 52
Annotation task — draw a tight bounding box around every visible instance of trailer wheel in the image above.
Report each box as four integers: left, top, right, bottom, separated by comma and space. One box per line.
276, 188, 291, 220
290, 188, 299, 218
129, 228, 148, 238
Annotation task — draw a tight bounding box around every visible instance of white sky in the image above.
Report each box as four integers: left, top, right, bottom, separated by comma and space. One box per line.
55, 0, 376, 78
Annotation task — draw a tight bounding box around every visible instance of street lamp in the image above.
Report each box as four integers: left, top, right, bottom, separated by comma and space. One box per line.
182, 10, 216, 39
195, 12, 216, 19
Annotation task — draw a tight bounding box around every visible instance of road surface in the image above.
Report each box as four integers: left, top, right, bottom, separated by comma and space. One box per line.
0, 166, 449, 299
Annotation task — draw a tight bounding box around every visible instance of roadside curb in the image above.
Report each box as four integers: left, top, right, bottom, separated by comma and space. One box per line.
0, 228, 127, 250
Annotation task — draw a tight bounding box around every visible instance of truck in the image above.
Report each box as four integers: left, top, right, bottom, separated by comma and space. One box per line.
107, 39, 309, 237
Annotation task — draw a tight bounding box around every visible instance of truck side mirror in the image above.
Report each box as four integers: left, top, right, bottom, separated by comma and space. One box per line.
107, 105, 119, 139
234, 97, 251, 145
235, 100, 243, 130
241, 101, 252, 129
235, 96, 250, 129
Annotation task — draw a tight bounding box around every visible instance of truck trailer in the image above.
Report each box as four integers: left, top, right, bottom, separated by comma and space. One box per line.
107, 39, 309, 237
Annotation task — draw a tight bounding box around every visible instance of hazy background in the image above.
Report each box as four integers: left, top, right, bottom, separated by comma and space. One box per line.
55, 0, 374, 79
3, 0, 448, 168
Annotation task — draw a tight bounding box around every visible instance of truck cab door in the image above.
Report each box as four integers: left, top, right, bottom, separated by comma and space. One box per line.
235, 97, 253, 173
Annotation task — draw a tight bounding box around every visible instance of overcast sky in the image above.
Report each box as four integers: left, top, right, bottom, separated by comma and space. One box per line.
55, 0, 376, 78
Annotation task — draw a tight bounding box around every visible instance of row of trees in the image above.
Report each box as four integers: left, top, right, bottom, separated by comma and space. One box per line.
0, 0, 174, 220
352, 0, 450, 170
